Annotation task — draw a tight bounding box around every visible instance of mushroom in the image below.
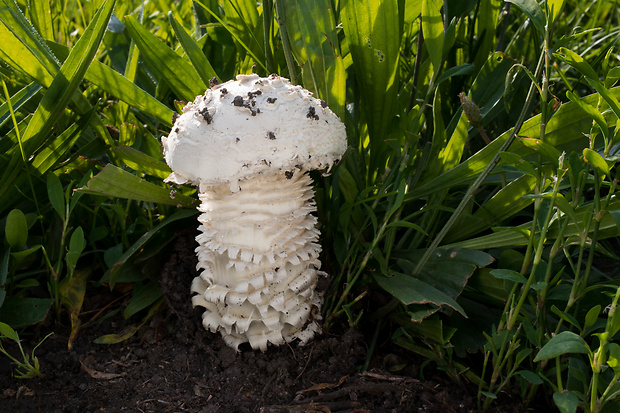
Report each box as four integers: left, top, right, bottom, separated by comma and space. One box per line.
161, 74, 347, 351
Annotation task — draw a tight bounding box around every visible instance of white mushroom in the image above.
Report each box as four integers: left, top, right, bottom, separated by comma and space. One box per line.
162, 74, 347, 351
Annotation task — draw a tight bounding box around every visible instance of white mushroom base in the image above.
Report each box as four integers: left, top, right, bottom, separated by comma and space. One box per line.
190, 171, 324, 351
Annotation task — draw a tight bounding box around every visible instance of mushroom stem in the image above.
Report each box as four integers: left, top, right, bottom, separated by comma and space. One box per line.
190, 170, 323, 351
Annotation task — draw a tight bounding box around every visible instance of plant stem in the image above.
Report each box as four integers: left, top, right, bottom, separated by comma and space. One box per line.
414, 48, 546, 276
274, 0, 298, 84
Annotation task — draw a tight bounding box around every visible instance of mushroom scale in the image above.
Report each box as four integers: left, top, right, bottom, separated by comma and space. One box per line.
163, 74, 347, 351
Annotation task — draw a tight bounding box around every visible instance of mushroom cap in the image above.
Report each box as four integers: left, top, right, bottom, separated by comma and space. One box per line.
162, 74, 347, 189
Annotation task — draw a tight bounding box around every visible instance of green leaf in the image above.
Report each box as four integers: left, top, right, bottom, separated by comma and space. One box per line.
10, 245, 41, 261
123, 15, 207, 103
490, 269, 527, 284
517, 137, 562, 168
448, 194, 620, 250
0, 297, 53, 328
0, 7, 57, 88
534, 331, 591, 362
412, 87, 620, 200
547, 0, 565, 24
94, 299, 162, 344
46, 41, 174, 126
32, 107, 96, 175
0, 0, 116, 197
438, 111, 468, 173
27, 0, 54, 40
394, 248, 494, 308
553, 391, 580, 413
21, 0, 114, 157
341, 0, 400, 171
583, 148, 610, 177
555, 47, 599, 80
47, 173, 65, 220
114, 146, 172, 179
124, 282, 163, 319
76, 164, 196, 207
5, 209, 28, 249
194, 0, 267, 73
499, 152, 538, 176
168, 12, 219, 86
279, 0, 345, 118
435, 64, 474, 85
106, 209, 197, 288
566, 90, 608, 143
584, 304, 602, 332
375, 272, 466, 317
506, 0, 545, 35
66, 227, 86, 276
556, 48, 620, 121
517, 370, 544, 385
0, 320, 19, 341
0, 83, 41, 130
551, 305, 581, 330
445, 169, 545, 243
608, 343, 620, 374
421, 0, 444, 70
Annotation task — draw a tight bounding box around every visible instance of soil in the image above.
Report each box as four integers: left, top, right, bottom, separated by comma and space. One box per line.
0, 232, 537, 413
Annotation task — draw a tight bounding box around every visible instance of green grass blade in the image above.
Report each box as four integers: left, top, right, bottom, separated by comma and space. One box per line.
0, 82, 41, 128
447, 196, 620, 250
76, 164, 196, 208
341, 0, 401, 171
410, 87, 620, 200
107, 208, 197, 288
566, 90, 608, 143
27, 0, 53, 40
31, 108, 96, 175
0, 8, 57, 87
15, 0, 114, 156
506, 0, 545, 35
114, 146, 172, 179
0, 0, 115, 199
123, 15, 207, 103
224, 0, 266, 66
47, 41, 174, 126
438, 112, 469, 173
168, 11, 219, 85
472, 0, 502, 70
444, 169, 549, 242
193, 0, 268, 73
421, 0, 444, 71
279, 0, 345, 119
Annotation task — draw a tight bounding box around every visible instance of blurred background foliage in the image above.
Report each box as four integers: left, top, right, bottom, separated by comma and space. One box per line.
2, 0, 620, 410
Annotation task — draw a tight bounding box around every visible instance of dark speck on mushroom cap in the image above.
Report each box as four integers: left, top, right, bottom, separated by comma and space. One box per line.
163, 74, 347, 187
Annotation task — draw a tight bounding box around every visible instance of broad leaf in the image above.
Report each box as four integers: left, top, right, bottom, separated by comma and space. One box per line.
421, 0, 444, 70
76, 164, 196, 208
5, 209, 28, 249
0, 297, 53, 328
533, 331, 591, 361
375, 271, 467, 317
506, 0, 545, 35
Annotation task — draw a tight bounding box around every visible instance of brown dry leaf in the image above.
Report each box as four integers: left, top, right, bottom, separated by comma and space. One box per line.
80, 362, 126, 380
296, 375, 347, 394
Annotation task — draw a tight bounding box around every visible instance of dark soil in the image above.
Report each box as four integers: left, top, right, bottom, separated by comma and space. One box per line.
0, 233, 536, 413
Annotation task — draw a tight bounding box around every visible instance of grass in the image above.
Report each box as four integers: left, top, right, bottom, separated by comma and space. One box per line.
1, 0, 620, 411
